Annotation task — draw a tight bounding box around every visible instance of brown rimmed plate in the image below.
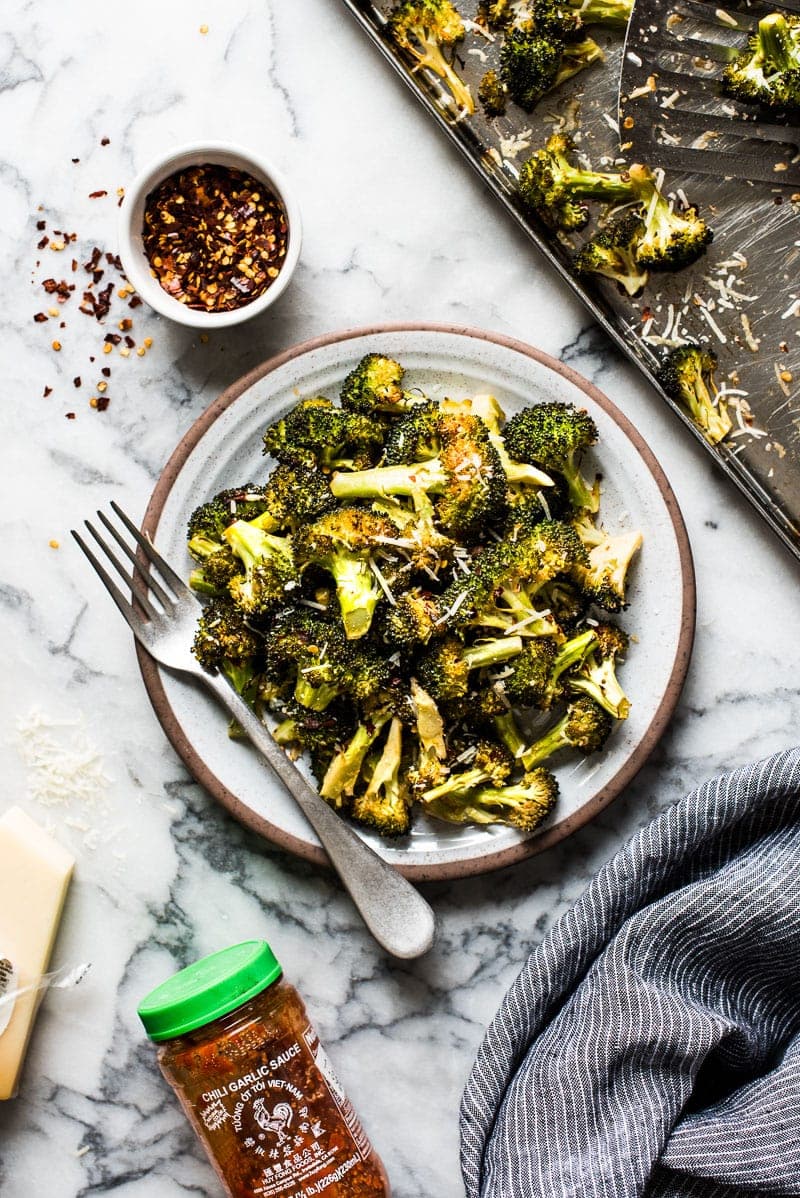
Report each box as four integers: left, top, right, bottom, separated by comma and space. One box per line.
138, 324, 695, 880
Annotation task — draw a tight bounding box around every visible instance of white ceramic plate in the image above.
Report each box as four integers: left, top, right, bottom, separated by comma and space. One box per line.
139, 325, 695, 880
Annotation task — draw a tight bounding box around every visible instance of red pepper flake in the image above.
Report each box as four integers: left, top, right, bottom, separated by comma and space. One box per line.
101, 366, 111, 377
65, 411, 76, 419
73, 377, 81, 388
124, 335, 135, 348
71, 258, 78, 272
128, 295, 142, 308
89, 190, 108, 200
37, 235, 48, 251
101, 137, 110, 146
71, 158, 79, 164
36, 220, 46, 231
43, 386, 53, 397
95, 395, 110, 411
142, 163, 289, 312
33, 312, 48, 323
104, 332, 122, 345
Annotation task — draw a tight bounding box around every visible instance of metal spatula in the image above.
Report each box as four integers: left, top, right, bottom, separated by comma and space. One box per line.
618, 0, 800, 184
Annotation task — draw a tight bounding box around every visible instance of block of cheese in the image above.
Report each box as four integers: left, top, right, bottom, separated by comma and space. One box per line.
0, 807, 74, 1100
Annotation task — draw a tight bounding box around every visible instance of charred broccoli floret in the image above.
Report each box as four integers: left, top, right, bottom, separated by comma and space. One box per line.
534, 0, 632, 33
504, 627, 596, 708
425, 767, 559, 831
272, 701, 353, 782
187, 541, 243, 598
500, 26, 604, 112
264, 610, 391, 711
628, 165, 712, 272
383, 587, 443, 647
571, 513, 642, 611
574, 211, 649, 297
223, 520, 297, 618
657, 344, 732, 445
417, 634, 525, 700
388, 0, 475, 114
187, 485, 271, 545
569, 622, 630, 719
723, 12, 800, 110
294, 507, 398, 639
192, 598, 262, 703
478, 68, 509, 115
373, 491, 455, 577
419, 740, 513, 817
263, 397, 384, 472
254, 464, 337, 532
351, 718, 412, 837
504, 401, 599, 512
340, 353, 415, 416
330, 409, 506, 541
522, 694, 613, 767
518, 134, 635, 231
476, 0, 515, 28
319, 708, 392, 808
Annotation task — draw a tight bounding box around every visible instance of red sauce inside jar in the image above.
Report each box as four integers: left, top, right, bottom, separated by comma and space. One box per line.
138, 941, 390, 1198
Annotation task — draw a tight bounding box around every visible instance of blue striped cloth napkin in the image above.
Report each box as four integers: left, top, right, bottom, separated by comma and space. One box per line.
460, 748, 800, 1197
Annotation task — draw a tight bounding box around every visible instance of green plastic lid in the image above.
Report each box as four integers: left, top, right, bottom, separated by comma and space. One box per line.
137, 940, 282, 1042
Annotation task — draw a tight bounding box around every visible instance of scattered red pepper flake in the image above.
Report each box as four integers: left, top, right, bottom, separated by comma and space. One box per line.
101, 366, 111, 377
71, 158, 79, 164
43, 386, 52, 397
89, 190, 108, 200
36, 220, 46, 231
33, 312, 48, 323
65, 411, 76, 419
37, 235, 49, 251
128, 295, 142, 308
101, 137, 110, 146
73, 377, 81, 388
95, 395, 110, 411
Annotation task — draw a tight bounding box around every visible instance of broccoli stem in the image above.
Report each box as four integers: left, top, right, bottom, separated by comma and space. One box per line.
320, 717, 388, 805
759, 13, 794, 70
520, 713, 571, 769
188, 568, 220, 596
573, 0, 632, 27
328, 556, 382, 639
412, 33, 475, 113
463, 636, 525, 671
331, 460, 447, 500
294, 675, 341, 712
494, 711, 526, 759
552, 628, 597, 682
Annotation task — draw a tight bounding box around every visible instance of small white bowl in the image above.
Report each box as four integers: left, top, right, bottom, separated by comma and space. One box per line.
118, 142, 302, 330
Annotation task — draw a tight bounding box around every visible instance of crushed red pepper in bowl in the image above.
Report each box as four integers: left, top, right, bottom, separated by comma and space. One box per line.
142, 164, 289, 313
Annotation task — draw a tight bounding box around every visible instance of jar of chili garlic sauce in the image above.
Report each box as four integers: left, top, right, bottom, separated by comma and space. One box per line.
137, 940, 390, 1198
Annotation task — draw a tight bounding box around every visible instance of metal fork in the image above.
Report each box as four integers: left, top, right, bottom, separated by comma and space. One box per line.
619, 0, 800, 185
72, 501, 436, 960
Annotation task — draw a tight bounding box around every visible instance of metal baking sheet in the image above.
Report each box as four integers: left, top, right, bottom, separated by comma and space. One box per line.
341, 0, 800, 562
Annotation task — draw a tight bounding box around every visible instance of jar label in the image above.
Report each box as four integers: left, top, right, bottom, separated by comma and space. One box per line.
190, 1025, 371, 1196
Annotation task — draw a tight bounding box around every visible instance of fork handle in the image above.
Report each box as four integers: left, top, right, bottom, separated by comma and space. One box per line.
202, 675, 437, 960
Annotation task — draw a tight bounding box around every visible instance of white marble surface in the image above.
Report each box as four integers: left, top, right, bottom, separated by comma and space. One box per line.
1, 2, 799, 1195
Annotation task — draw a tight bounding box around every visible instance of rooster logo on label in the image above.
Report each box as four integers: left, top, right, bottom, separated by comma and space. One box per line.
253, 1099, 294, 1144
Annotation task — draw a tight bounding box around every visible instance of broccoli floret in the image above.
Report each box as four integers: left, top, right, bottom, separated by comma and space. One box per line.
522, 695, 613, 767
574, 211, 649, 297
569, 622, 630, 719
504, 626, 596, 708
723, 13, 800, 110
192, 598, 262, 700
188, 544, 243, 598
537, 576, 588, 630
187, 485, 272, 544
504, 401, 599, 513
388, 0, 475, 114
420, 740, 514, 816
518, 134, 635, 231
319, 709, 392, 808
264, 610, 391, 711
440, 394, 557, 502
272, 701, 353, 782
263, 397, 385, 472
373, 490, 455, 578
384, 587, 443, 648
476, 0, 515, 28
294, 507, 398, 639
351, 718, 412, 837
330, 410, 506, 541
256, 464, 337, 532
628, 165, 712, 272
425, 767, 559, 831
500, 27, 604, 112
223, 520, 297, 618
340, 353, 415, 415
417, 634, 525, 700
571, 513, 642, 611
657, 344, 732, 446
478, 68, 509, 115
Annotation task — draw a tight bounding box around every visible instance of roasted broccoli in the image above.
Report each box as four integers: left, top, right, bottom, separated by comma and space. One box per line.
420, 740, 513, 817
340, 353, 416, 416
518, 134, 635, 230
476, 0, 515, 28
351, 718, 412, 836
521, 695, 613, 767
407, 679, 449, 795
264, 610, 391, 711
383, 587, 443, 647
569, 622, 630, 719
254, 464, 337, 532
723, 12, 800, 111
293, 507, 398, 639
330, 409, 506, 540
574, 210, 649, 297
504, 401, 599, 512
263, 397, 385, 472
478, 68, 509, 115
571, 512, 642, 611
500, 26, 604, 112
657, 344, 732, 445
504, 627, 596, 708
422, 767, 559, 830
272, 702, 353, 782
187, 485, 271, 545
389, 0, 475, 114
417, 634, 525, 700
187, 544, 243, 598
628, 165, 712, 272
192, 598, 262, 702
223, 520, 297, 618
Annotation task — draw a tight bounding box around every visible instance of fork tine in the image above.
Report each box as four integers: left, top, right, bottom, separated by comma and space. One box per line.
71, 529, 142, 629
110, 500, 193, 600
84, 519, 161, 620
95, 509, 175, 611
